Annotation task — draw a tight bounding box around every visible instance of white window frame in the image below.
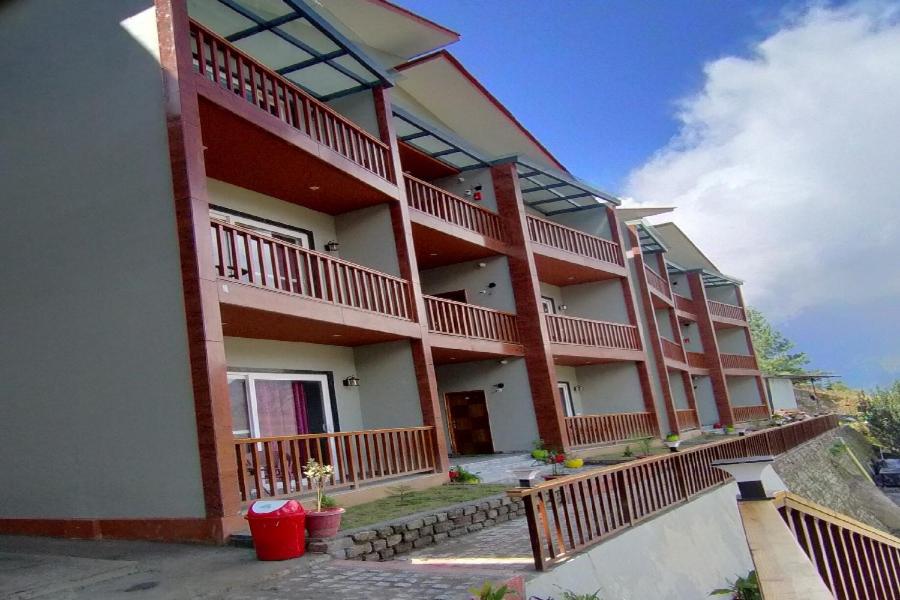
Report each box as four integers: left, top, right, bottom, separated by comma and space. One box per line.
558, 381, 577, 417
541, 296, 557, 314
210, 209, 313, 249
227, 371, 336, 438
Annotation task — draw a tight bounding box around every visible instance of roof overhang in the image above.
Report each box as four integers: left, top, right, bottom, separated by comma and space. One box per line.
495, 156, 621, 215
634, 221, 670, 255
395, 51, 567, 172
188, 0, 392, 100
666, 262, 743, 288
393, 106, 492, 171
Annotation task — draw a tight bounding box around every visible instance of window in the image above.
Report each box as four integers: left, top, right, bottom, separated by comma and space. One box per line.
558, 381, 576, 417
226, 371, 336, 438
541, 296, 556, 314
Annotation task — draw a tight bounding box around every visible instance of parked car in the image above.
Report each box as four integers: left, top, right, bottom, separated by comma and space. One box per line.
874, 458, 900, 487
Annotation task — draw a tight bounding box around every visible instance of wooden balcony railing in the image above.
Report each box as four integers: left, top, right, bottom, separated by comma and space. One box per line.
233, 426, 437, 502
424, 296, 520, 344
211, 220, 411, 319
545, 314, 641, 351
707, 299, 747, 322
189, 20, 394, 183
687, 352, 707, 369
526, 215, 623, 267
660, 338, 685, 362
674, 293, 696, 314
775, 491, 900, 599
565, 413, 657, 448
644, 265, 670, 299
733, 405, 771, 422
676, 409, 700, 430
510, 414, 839, 571
405, 175, 504, 241
721, 353, 759, 371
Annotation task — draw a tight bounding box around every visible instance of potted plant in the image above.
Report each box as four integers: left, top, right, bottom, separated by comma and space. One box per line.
712, 421, 725, 434
542, 450, 568, 480
664, 433, 681, 452
564, 454, 584, 469
710, 569, 761, 599
724, 425, 736, 435
531, 439, 549, 461
449, 465, 482, 484
303, 459, 345, 538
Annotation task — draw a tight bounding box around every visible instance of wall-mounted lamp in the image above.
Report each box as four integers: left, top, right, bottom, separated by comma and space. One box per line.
475, 262, 487, 269
672, 281, 679, 286
479, 282, 497, 295
498, 359, 509, 365
324, 241, 340, 252
457, 176, 466, 183
558, 304, 568, 312
493, 383, 505, 393
573, 385, 584, 392
342, 375, 360, 387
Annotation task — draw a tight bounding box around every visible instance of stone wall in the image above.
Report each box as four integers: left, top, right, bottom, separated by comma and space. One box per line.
308, 494, 526, 561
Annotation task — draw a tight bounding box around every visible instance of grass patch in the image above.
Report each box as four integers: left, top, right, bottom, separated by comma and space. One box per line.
340, 483, 508, 530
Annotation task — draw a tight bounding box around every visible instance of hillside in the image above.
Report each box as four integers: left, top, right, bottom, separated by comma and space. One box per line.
794, 383, 863, 415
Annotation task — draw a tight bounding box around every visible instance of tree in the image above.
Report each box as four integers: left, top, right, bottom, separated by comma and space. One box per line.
864, 381, 900, 454
746, 307, 809, 374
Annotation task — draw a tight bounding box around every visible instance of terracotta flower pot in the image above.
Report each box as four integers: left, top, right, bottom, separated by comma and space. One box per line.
305, 507, 345, 539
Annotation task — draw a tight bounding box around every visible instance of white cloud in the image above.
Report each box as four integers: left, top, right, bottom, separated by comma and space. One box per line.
625, 2, 900, 318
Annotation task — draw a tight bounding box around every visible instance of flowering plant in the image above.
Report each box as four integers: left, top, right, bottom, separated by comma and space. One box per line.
303, 459, 334, 512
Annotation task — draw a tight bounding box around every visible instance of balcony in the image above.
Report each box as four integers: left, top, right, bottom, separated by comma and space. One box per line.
189, 20, 398, 212
565, 412, 657, 448
234, 426, 437, 502
674, 294, 698, 320
212, 220, 420, 343
707, 300, 748, 326
687, 352, 708, 371
733, 405, 771, 422
424, 295, 523, 363
545, 314, 644, 365
720, 353, 760, 373
676, 408, 700, 430
526, 215, 626, 285
660, 337, 686, 365
644, 264, 672, 305
405, 175, 507, 268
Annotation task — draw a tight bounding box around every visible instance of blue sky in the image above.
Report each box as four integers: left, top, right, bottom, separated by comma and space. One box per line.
399, 1, 900, 390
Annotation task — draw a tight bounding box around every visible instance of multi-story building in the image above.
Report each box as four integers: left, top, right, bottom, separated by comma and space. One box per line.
0, 0, 765, 543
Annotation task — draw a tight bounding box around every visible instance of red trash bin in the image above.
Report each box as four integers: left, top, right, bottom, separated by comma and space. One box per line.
245, 499, 306, 560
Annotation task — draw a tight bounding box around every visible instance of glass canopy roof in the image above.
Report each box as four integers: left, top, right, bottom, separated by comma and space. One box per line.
666, 261, 742, 288
188, 0, 390, 99
635, 222, 668, 255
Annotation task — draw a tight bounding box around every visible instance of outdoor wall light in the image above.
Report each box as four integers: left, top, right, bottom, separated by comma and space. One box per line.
342, 375, 360, 387
479, 282, 497, 295
493, 383, 505, 393
498, 359, 509, 365
573, 385, 584, 392
457, 176, 466, 183
324, 241, 340, 252
558, 304, 568, 311
475, 262, 487, 269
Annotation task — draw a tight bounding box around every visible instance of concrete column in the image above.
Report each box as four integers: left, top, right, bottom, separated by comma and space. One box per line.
373, 86, 450, 473
491, 163, 568, 450
688, 272, 735, 426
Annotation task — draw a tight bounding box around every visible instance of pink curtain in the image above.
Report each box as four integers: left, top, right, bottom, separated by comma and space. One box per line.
292, 381, 309, 434
253, 380, 311, 437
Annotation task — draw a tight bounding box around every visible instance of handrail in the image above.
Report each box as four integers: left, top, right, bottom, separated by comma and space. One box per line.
509, 414, 838, 570
733, 405, 771, 422
660, 337, 685, 362
526, 214, 624, 267
189, 20, 394, 182
405, 175, 505, 241
676, 409, 700, 430
720, 353, 759, 371
211, 219, 412, 319
644, 265, 671, 298
687, 352, 707, 369
774, 491, 900, 598
234, 426, 437, 502
565, 413, 657, 448
424, 295, 520, 344
707, 299, 747, 322
545, 314, 641, 351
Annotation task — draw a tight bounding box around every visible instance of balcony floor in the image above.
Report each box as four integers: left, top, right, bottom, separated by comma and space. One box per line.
197, 91, 397, 215
410, 216, 506, 269
551, 344, 646, 366
428, 333, 525, 364
219, 281, 420, 345
532, 249, 626, 286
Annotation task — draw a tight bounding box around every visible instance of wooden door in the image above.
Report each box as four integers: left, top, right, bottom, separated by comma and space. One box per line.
445, 391, 494, 455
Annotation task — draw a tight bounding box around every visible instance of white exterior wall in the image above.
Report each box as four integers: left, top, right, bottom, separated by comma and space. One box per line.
526, 484, 754, 600
767, 377, 798, 411
680, 321, 704, 352
0, 1, 208, 519
433, 167, 497, 213
668, 370, 690, 410
435, 358, 538, 453
728, 375, 762, 407
576, 363, 647, 415
223, 337, 364, 431
562, 280, 630, 324
716, 328, 752, 354
656, 308, 675, 340
354, 341, 423, 429
549, 207, 612, 240
669, 272, 691, 297
326, 89, 379, 137
694, 376, 720, 425
420, 256, 516, 312
335, 204, 400, 277
706, 284, 740, 305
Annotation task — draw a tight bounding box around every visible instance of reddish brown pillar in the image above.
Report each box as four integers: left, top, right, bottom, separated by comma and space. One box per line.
373, 86, 450, 473
491, 163, 568, 450
626, 225, 678, 434
688, 272, 735, 426
155, 0, 241, 540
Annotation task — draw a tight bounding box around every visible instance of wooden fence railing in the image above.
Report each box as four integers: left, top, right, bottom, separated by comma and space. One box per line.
424, 295, 520, 344
526, 215, 624, 267
405, 175, 504, 241
189, 20, 394, 182
687, 352, 707, 369
721, 353, 759, 371
660, 338, 685, 362
676, 409, 700, 430
509, 414, 838, 570
707, 299, 747, 322
234, 426, 437, 502
733, 405, 771, 423
545, 314, 641, 351
211, 220, 412, 319
644, 265, 671, 299
775, 491, 900, 600
565, 413, 657, 448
